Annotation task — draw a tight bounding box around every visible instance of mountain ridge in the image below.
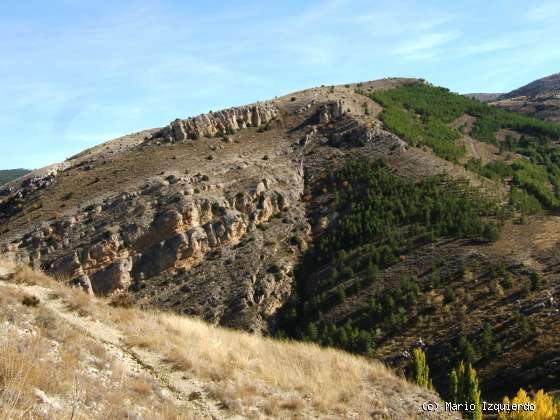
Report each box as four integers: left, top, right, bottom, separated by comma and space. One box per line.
1, 77, 559, 410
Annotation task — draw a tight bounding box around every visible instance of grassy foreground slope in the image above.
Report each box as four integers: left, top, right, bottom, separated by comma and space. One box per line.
0, 259, 451, 419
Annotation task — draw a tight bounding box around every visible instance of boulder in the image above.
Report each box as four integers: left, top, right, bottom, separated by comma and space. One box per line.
70, 274, 93, 295
90, 258, 133, 295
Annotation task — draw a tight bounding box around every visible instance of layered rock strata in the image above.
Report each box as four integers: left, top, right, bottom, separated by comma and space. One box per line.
147, 103, 279, 143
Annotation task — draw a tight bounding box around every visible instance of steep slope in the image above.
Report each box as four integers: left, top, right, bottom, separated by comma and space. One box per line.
1, 77, 560, 407
0, 78, 418, 333
0, 259, 453, 419
276, 83, 560, 401
0, 168, 31, 186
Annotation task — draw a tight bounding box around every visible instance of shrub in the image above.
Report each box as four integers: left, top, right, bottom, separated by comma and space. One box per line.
482, 223, 500, 242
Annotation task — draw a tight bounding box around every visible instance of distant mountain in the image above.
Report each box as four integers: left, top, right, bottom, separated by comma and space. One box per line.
0, 168, 30, 186
500, 72, 560, 99
464, 92, 503, 102
467, 73, 560, 122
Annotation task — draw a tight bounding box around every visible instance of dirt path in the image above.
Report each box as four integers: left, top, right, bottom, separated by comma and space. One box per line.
0, 268, 229, 419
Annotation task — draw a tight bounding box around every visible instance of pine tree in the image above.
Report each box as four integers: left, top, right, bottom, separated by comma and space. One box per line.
530, 271, 542, 291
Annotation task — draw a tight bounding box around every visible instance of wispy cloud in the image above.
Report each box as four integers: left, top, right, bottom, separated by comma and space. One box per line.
394, 32, 459, 59
527, 1, 560, 21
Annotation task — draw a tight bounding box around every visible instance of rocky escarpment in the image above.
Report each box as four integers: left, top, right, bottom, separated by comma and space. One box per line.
3, 168, 307, 331
147, 102, 279, 144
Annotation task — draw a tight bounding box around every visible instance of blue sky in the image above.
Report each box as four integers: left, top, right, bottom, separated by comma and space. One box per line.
1, 0, 559, 170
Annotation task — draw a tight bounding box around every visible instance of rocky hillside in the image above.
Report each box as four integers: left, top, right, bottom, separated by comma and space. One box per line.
0, 259, 452, 419
0, 78, 415, 334
1, 77, 560, 409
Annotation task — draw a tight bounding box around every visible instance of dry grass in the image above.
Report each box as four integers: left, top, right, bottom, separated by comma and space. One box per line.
0, 281, 189, 419
0, 260, 444, 418
62, 288, 93, 316
117, 308, 419, 416
5, 263, 57, 287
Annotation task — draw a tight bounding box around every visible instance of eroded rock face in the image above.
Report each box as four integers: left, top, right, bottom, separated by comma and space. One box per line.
147, 102, 279, 144
91, 258, 132, 294
6, 171, 303, 331
317, 100, 344, 124
325, 117, 376, 147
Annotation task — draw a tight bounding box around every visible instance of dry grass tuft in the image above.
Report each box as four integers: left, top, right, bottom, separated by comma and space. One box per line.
63, 288, 93, 316
109, 291, 135, 308
21, 294, 40, 307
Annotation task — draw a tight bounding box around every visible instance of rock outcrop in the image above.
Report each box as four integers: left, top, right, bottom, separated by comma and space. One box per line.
326, 117, 376, 147
316, 100, 344, 124
2, 163, 305, 332
147, 102, 279, 144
